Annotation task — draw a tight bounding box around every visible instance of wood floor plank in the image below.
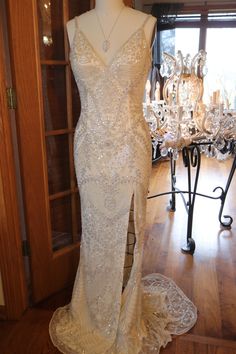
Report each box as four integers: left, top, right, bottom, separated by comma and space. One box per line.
176, 338, 197, 354
193, 257, 222, 337
181, 334, 236, 349
0, 308, 58, 354
207, 346, 236, 354
160, 338, 177, 353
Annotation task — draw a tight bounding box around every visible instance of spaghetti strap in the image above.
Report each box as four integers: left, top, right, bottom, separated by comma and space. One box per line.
151, 21, 157, 50
142, 15, 157, 49
67, 16, 79, 49
75, 16, 79, 29
142, 14, 152, 28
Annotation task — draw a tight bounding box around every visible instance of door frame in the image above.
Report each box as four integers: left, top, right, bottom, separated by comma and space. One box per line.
0, 0, 28, 320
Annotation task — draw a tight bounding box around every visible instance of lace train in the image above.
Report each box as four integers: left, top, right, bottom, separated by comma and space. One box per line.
49, 273, 197, 354
141, 273, 197, 353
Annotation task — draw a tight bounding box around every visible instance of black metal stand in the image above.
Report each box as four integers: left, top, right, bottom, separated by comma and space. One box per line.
148, 143, 236, 255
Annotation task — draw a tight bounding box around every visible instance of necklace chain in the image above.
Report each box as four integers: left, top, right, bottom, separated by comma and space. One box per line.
95, 6, 125, 52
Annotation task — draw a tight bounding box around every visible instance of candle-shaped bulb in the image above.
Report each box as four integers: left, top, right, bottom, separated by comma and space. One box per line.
155, 81, 160, 102
145, 79, 151, 105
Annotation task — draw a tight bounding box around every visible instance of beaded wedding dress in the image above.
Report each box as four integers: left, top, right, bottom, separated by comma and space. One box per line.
49, 14, 197, 354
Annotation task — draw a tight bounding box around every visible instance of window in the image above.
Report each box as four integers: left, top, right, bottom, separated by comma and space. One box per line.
151, 3, 236, 108
204, 27, 236, 107
159, 28, 200, 58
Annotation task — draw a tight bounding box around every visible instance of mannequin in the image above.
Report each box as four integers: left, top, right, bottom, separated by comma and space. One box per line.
49, 1, 197, 353
67, 0, 156, 65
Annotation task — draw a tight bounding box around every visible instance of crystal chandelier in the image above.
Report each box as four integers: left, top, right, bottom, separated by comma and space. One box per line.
143, 50, 236, 160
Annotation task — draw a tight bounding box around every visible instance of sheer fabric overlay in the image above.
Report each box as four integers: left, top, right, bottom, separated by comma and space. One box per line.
49, 13, 197, 354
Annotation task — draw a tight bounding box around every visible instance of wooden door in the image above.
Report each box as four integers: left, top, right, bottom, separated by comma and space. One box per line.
0, 0, 28, 319
7, 0, 90, 303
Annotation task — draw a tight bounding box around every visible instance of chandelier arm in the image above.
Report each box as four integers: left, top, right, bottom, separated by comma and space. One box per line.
162, 52, 177, 104
176, 51, 184, 106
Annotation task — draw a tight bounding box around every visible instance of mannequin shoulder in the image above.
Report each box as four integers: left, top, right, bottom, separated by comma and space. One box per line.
124, 8, 156, 44
66, 10, 94, 47
125, 7, 156, 26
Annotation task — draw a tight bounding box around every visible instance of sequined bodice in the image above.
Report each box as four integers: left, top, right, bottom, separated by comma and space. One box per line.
69, 20, 153, 190
70, 25, 151, 142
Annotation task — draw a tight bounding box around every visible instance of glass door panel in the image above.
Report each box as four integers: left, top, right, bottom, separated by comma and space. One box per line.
37, 0, 90, 253
75, 193, 82, 242
72, 76, 81, 127
50, 196, 73, 251
38, 0, 65, 60
69, 0, 92, 18
46, 134, 71, 194
42, 65, 68, 131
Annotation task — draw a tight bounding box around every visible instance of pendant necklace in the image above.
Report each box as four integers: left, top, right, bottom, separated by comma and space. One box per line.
95, 6, 125, 52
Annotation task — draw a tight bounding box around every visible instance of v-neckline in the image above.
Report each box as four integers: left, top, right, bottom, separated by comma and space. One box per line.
75, 25, 150, 68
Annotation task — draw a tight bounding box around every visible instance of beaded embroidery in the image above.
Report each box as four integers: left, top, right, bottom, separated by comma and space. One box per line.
49, 14, 197, 354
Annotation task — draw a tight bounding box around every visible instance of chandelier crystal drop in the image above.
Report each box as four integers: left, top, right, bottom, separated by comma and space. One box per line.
143, 50, 236, 160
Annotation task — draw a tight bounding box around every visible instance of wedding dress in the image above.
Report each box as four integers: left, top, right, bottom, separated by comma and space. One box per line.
49, 14, 197, 354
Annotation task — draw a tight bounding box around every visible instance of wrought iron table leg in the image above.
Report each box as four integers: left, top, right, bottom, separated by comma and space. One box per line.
215, 152, 236, 228
148, 143, 235, 255
181, 146, 201, 255
168, 151, 176, 211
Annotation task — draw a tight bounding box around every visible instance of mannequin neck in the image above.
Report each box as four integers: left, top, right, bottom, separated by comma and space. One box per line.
95, 0, 125, 13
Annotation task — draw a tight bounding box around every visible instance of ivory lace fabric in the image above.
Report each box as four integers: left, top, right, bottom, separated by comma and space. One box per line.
49, 14, 197, 354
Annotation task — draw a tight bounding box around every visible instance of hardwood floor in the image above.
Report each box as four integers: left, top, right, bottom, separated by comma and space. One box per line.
1, 154, 236, 353
144, 154, 236, 353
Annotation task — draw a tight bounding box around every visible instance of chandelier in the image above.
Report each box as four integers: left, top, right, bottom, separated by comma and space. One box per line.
143, 50, 236, 161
